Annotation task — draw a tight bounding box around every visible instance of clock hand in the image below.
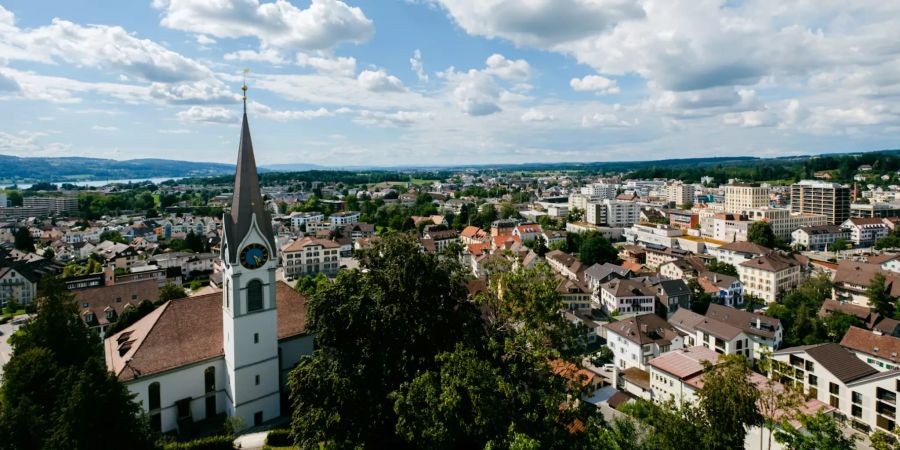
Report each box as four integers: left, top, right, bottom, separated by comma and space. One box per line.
253, 255, 261, 264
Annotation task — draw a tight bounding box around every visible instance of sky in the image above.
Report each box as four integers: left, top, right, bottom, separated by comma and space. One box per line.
0, 0, 899, 167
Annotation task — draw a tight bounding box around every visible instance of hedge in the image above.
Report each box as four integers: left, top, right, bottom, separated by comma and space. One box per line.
265, 429, 292, 447
162, 435, 235, 450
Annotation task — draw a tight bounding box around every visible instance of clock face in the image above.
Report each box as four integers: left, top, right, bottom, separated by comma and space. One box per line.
239, 243, 269, 269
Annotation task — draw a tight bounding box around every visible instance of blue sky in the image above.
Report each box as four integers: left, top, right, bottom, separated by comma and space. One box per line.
0, 0, 899, 167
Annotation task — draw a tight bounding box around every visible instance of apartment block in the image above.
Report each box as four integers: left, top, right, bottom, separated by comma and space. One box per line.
790, 180, 850, 225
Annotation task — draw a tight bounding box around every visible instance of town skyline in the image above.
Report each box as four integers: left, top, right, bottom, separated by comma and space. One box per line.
2, 1, 899, 166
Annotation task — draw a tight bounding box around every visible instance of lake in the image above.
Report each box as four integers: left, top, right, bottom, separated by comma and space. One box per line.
1, 177, 185, 190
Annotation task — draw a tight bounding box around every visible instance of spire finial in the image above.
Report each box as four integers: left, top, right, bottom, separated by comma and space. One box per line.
241, 68, 249, 113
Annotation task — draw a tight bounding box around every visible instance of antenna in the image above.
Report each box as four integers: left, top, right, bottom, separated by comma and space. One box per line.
241, 68, 249, 113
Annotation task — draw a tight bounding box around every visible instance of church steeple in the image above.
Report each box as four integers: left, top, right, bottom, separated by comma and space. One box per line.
224, 84, 276, 264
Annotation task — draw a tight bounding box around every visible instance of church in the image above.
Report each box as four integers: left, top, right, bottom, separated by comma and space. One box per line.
104, 88, 312, 434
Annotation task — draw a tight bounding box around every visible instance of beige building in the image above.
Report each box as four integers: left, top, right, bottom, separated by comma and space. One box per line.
281, 237, 341, 279
743, 207, 828, 241
724, 183, 769, 213
738, 252, 804, 303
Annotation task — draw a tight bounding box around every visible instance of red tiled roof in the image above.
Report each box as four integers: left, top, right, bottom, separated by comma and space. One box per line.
105, 281, 308, 381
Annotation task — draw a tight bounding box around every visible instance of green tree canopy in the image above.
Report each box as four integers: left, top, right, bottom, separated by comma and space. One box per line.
158, 282, 187, 302
576, 231, 619, 266
14, 227, 34, 252
0, 277, 155, 450
748, 221, 776, 248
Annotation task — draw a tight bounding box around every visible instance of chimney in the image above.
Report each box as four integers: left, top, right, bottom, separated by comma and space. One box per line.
755, 318, 761, 329
104, 264, 115, 286
640, 323, 648, 333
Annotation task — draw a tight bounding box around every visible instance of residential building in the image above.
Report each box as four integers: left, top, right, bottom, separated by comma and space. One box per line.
329, 211, 360, 227
700, 213, 751, 242
74, 279, 159, 337
771, 343, 899, 434
841, 327, 900, 372
460, 226, 490, 245
0, 264, 39, 306
696, 271, 743, 307
742, 207, 828, 241
624, 224, 683, 249
703, 304, 783, 358
586, 200, 641, 227
650, 278, 692, 316
738, 252, 805, 303
545, 250, 585, 281
281, 237, 341, 279
648, 346, 721, 406
851, 203, 900, 218
709, 241, 772, 267
791, 225, 850, 251
841, 217, 890, 247
643, 245, 690, 270
790, 180, 851, 225
604, 313, 683, 375
598, 278, 657, 315
581, 183, 618, 200
22, 196, 80, 216
668, 209, 699, 230
583, 262, 631, 293
658, 256, 706, 281
831, 260, 900, 306
557, 277, 592, 311
666, 182, 694, 207
724, 183, 769, 213
288, 211, 324, 228
513, 223, 543, 242
422, 229, 459, 253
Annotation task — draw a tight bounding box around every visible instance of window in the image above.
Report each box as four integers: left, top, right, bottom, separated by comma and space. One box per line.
877, 401, 896, 416
254, 333, 259, 344
853, 391, 863, 404
255, 374, 260, 386
852, 405, 862, 418
805, 360, 814, 371
247, 280, 263, 312
204, 367, 216, 419
829, 382, 840, 395
808, 374, 818, 386
254, 411, 263, 427
830, 396, 840, 408
148, 382, 161, 411
878, 415, 896, 431
878, 387, 897, 404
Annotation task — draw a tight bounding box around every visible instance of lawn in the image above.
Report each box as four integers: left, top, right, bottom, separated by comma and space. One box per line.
1, 308, 25, 319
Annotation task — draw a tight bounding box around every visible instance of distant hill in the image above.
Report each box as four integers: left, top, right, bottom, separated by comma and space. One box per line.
261, 163, 330, 172
0, 155, 235, 184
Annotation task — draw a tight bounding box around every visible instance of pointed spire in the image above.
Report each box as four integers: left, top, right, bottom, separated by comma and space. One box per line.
224, 81, 276, 263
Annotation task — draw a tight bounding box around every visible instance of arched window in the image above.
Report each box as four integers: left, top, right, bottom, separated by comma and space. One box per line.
148, 382, 162, 431
148, 382, 161, 410
247, 280, 263, 312
204, 367, 216, 419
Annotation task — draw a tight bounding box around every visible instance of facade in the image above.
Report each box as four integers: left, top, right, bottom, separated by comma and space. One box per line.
791, 225, 850, 251
281, 237, 341, 279
771, 343, 899, 434
851, 203, 900, 219
696, 271, 743, 307
329, 211, 360, 227
703, 304, 783, 358
708, 241, 772, 267
738, 252, 804, 303
624, 224, 683, 249
288, 211, 324, 228
724, 183, 769, 213
581, 183, 618, 199
700, 213, 751, 242
22, 196, 80, 216
841, 217, 890, 247
104, 100, 312, 434
790, 180, 850, 225
0, 265, 39, 306
666, 182, 694, 207
742, 207, 828, 241
604, 313, 683, 374
598, 278, 657, 315
648, 346, 720, 407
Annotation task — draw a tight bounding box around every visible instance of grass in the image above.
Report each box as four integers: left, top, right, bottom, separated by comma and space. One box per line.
262, 446, 298, 450
1, 308, 25, 319
410, 178, 438, 186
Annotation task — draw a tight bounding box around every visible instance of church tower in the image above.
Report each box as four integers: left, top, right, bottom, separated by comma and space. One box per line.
220, 84, 280, 427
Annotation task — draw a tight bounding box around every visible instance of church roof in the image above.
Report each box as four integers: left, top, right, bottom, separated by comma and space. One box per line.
104, 281, 308, 382
223, 110, 277, 263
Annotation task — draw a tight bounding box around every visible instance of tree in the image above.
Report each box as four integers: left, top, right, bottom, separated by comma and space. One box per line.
577, 231, 619, 266
41, 248, 55, 260
568, 207, 584, 223
688, 278, 713, 314
294, 273, 330, 296
774, 412, 857, 450
868, 273, 893, 318
0, 277, 155, 450
7, 190, 23, 207
183, 231, 205, 253
499, 203, 519, 220
14, 227, 34, 252
288, 234, 482, 448
706, 261, 738, 277
99, 230, 125, 244
696, 355, 762, 449
158, 282, 187, 302
748, 221, 776, 248
828, 238, 850, 252
875, 235, 900, 250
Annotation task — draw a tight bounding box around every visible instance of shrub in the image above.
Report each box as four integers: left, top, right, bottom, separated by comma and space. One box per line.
162, 435, 235, 450
265, 429, 292, 447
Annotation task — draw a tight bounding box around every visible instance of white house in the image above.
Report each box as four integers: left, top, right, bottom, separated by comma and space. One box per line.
738, 252, 804, 303
605, 313, 683, 397
598, 278, 657, 315
791, 225, 850, 251
841, 217, 890, 247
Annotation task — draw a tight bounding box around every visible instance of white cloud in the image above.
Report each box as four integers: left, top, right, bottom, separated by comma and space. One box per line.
410, 49, 428, 82
520, 108, 555, 122
195, 34, 216, 45
0, 71, 19, 91
432, 0, 644, 47
356, 110, 434, 127
91, 125, 118, 131
251, 101, 335, 120
570, 75, 618, 94
176, 106, 237, 123
0, 131, 71, 156
448, 69, 502, 116
149, 79, 238, 105
156, 0, 373, 52
0, 6, 209, 82
224, 49, 287, 64
581, 112, 634, 128
484, 53, 530, 80
357, 69, 406, 92
159, 128, 193, 134
297, 54, 356, 76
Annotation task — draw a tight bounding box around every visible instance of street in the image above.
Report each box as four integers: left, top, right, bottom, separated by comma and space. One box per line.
0, 317, 24, 384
